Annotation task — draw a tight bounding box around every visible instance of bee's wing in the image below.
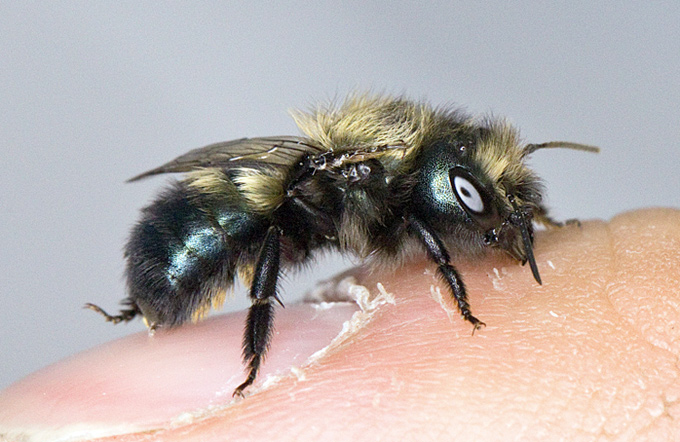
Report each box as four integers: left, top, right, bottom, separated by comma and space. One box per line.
128, 136, 325, 182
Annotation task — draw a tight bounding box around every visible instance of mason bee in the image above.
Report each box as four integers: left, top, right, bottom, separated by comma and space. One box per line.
86, 93, 598, 397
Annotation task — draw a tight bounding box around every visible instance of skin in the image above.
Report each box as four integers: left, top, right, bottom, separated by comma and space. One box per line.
0, 208, 678, 441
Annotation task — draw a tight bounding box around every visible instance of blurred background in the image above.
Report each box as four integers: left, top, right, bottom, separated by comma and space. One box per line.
1, 2, 678, 390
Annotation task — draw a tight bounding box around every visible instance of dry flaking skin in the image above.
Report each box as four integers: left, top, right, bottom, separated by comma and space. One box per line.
252, 277, 396, 395
85, 93, 598, 397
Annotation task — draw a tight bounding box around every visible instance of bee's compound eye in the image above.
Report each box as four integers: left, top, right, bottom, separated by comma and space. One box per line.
452, 175, 485, 214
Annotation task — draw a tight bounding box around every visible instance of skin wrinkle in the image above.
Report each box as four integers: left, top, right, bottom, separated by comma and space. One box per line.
607, 216, 678, 435
612, 212, 680, 353
578, 221, 621, 437
600, 211, 680, 439
600, 216, 647, 363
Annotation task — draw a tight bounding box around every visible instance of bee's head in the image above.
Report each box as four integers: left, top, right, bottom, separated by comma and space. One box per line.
449, 160, 543, 283
413, 121, 598, 284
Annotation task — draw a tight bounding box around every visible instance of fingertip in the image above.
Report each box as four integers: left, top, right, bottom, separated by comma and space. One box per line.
0, 302, 358, 441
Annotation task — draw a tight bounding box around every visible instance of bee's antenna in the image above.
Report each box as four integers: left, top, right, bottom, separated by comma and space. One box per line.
524, 141, 600, 156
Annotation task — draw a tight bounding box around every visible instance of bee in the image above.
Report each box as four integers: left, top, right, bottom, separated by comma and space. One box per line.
86, 93, 598, 397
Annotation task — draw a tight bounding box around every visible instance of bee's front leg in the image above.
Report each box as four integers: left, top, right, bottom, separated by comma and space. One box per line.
407, 215, 486, 333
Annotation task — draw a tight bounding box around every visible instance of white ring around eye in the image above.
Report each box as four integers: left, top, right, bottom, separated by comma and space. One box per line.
453, 176, 485, 213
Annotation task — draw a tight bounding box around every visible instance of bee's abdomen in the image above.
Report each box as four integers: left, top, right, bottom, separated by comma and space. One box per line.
124, 181, 267, 327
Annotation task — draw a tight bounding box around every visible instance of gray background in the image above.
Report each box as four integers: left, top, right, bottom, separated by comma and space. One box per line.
1, 3, 678, 390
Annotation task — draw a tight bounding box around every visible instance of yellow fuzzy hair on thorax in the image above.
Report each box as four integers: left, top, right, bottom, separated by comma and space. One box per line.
291, 93, 476, 172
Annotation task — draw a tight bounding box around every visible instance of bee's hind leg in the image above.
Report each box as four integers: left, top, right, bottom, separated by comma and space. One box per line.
233, 225, 283, 398
84, 299, 141, 324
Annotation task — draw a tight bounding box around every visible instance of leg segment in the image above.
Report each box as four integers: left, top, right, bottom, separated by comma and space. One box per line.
233, 225, 282, 397
84, 299, 140, 324
408, 215, 485, 332
534, 204, 581, 228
